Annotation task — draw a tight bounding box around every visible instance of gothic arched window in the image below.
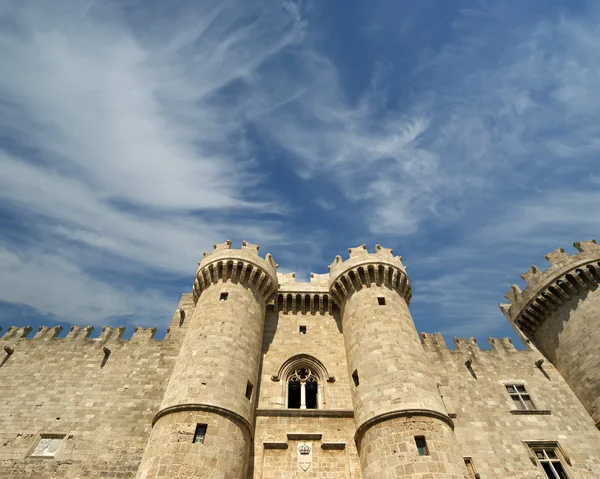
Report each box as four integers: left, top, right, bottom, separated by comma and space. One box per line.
273, 354, 333, 410
287, 367, 319, 409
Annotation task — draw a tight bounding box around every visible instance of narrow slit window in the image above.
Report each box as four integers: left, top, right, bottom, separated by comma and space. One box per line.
415, 436, 429, 456
464, 457, 478, 479
352, 369, 359, 387
299, 325, 306, 334
193, 424, 207, 444
245, 381, 253, 400
220, 292, 229, 301
377, 296, 386, 305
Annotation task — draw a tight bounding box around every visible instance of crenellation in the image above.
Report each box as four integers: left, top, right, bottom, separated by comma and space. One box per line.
97, 326, 126, 341
1, 326, 32, 340
65, 325, 94, 340
131, 327, 157, 341
453, 337, 480, 351
2, 239, 600, 479
32, 325, 63, 339
488, 337, 516, 352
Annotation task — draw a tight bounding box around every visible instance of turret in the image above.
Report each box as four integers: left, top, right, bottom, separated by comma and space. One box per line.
136, 240, 278, 479
499, 239, 600, 428
329, 245, 467, 478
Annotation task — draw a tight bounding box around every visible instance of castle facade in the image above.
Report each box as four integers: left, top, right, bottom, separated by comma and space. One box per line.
1, 240, 600, 478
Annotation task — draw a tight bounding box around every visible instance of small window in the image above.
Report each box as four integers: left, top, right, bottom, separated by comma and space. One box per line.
220, 292, 229, 301
299, 325, 306, 334
245, 381, 253, 400
533, 447, 569, 479
31, 436, 64, 457
506, 384, 535, 410
352, 369, 359, 387
464, 457, 478, 479
193, 424, 207, 444
415, 436, 429, 456
377, 296, 386, 305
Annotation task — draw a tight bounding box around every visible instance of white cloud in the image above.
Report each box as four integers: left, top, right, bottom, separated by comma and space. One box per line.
0, 1, 302, 324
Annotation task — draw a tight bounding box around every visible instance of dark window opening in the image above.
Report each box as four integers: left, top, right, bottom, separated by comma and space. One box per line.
352, 369, 359, 387
506, 384, 535, 410
377, 296, 386, 305
415, 436, 429, 456
299, 325, 306, 334
245, 381, 253, 400
220, 292, 229, 301
288, 381, 301, 408
306, 382, 318, 409
535, 448, 569, 479
193, 424, 207, 444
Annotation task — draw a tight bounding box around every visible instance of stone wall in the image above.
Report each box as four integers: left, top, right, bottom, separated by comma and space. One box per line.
422, 333, 600, 478
0, 294, 191, 479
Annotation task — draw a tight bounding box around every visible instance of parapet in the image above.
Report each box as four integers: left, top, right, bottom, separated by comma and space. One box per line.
1, 325, 161, 343
499, 240, 600, 335
328, 244, 411, 305
193, 240, 279, 303
420, 333, 520, 354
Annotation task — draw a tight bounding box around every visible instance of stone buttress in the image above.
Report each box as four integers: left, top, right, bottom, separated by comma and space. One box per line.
329, 245, 467, 478
500, 239, 600, 428
135, 241, 278, 479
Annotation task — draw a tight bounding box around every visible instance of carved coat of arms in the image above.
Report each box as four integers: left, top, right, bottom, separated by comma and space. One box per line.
298, 442, 312, 471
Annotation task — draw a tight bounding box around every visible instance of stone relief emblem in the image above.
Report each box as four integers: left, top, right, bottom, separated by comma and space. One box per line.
298, 442, 312, 471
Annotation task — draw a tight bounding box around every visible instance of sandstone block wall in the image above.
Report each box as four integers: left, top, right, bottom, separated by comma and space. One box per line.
0, 294, 191, 479
422, 333, 600, 478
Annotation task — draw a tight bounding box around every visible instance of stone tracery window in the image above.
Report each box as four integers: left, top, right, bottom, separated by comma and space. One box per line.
275, 354, 332, 410
288, 367, 319, 409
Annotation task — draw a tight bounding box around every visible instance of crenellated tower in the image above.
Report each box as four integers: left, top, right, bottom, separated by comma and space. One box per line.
500, 239, 600, 428
329, 245, 467, 478
135, 240, 278, 479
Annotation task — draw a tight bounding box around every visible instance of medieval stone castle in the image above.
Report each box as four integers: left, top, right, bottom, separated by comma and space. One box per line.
1, 239, 600, 478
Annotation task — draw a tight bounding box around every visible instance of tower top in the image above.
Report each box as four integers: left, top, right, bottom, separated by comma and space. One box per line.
499, 239, 600, 334
328, 244, 411, 306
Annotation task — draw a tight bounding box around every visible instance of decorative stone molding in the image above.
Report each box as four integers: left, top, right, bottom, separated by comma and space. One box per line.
499, 240, 600, 335
193, 240, 278, 304
328, 244, 411, 306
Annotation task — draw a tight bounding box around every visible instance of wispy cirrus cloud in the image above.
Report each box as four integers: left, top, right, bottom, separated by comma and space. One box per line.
0, 0, 303, 326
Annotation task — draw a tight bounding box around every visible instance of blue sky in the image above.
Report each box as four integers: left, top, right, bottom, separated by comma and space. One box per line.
1, 0, 599, 345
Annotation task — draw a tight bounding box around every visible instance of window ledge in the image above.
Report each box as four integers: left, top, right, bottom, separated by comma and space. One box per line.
256, 409, 354, 418
510, 409, 551, 415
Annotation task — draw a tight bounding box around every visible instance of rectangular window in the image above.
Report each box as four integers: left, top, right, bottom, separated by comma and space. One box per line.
299, 325, 306, 334
377, 296, 386, 305
415, 436, 429, 456
533, 447, 569, 479
193, 424, 207, 444
288, 381, 301, 408
245, 381, 253, 400
31, 436, 64, 457
506, 384, 535, 410
352, 369, 359, 387
220, 292, 229, 301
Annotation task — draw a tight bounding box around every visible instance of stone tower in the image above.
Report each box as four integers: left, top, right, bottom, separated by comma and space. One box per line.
135, 240, 278, 479
500, 239, 600, 428
328, 245, 467, 478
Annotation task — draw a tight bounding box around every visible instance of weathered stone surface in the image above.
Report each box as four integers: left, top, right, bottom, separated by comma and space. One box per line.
1, 240, 599, 478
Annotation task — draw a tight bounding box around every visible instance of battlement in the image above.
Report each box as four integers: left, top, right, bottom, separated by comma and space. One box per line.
328, 244, 411, 305
0, 325, 161, 342
193, 240, 279, 303
420, 333, 519, 354
499, 240, 600, 335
